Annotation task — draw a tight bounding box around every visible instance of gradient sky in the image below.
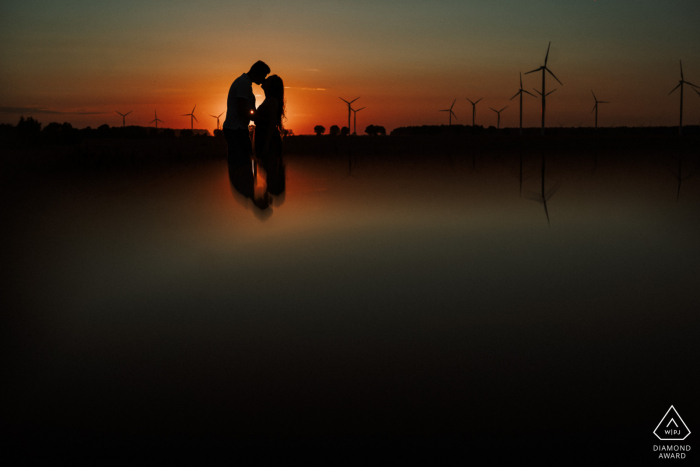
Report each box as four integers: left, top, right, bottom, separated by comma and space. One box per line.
1, 0, 699, 134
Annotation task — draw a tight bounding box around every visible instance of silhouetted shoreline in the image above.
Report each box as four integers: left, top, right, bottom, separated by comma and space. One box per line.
2, 119, 698, 175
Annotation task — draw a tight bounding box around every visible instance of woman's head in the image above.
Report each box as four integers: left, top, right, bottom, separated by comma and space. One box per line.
262, 75, 285, 127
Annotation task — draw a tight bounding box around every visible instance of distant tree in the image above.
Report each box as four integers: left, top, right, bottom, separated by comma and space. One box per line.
16, 116, 42, 142
365, 124, 377, 136
314, 125, 325, 135
281, 128, 295, 137
213, 129, 225, 138
340, 126, 350, 136
329, 125, 340, 136
375, 125, 386, 136
179, 129, 193, 138
162, 128, 176, 139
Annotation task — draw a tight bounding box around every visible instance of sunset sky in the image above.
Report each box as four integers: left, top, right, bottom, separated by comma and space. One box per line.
1, 0, 699, 135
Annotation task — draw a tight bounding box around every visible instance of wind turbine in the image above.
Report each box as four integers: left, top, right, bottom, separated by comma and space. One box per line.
149, 110, 163, 129
466, 97, 482, 126
669, 60, 700, 136
182, 105, 197, 130
352, 107, 365, 135
489, 106, 508, 129
340, 97, 360, 132
440, 99, 457, 125
510, 73, 536, 135
116, 111, 132, 127
591, 91, 610, 130
210, 111, 224, 130
525, 42, 563, 135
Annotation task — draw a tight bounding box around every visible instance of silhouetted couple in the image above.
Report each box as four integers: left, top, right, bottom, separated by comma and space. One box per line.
225, 60, 286, 214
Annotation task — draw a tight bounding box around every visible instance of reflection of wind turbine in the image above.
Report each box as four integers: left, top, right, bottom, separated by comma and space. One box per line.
591, 91, 610, 130
149, 110, 163, 129
466, 97, 482, 126
209, 112, 224, 130
671, 153, 692, 201
340, 97, 359, 132
489, 106, 508, 129
116, 111, 132, 127
510, 73, 536, 135
525, 42, 563, 135
669, 60, 700, 136
352, 107, 365, 135
525, 153, 560, 226
182, 105, 197, 130
440, 99, 457, 125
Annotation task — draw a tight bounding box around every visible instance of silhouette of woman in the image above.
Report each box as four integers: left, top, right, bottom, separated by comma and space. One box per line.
253, 75, 286, 197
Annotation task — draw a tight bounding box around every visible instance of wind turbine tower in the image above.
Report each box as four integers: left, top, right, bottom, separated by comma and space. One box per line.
210, 112, 224, 130
149, 110, 163, 129
510, 73, 536, 135
352, 107, 365, 135
591, 91, 610, 130
525, 42, 563, 135
116, 111, 132, 128
466, 97, 482, 126
440, 99, 458, 126
489, 106, 508, 129
669, 60, 700, 136
182, 105, 198, 130
340, 97, 360, 132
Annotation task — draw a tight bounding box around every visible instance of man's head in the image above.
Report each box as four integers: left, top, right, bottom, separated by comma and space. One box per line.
248, 61, 271, 85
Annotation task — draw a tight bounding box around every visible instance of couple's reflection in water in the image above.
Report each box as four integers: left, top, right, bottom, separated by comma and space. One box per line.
228, 147, 286, 220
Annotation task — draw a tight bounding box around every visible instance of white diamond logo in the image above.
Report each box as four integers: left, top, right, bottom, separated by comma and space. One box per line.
654, 405, 691, 441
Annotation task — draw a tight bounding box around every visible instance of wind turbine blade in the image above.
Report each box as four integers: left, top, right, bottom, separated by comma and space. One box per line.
209, 115, 216, 118
524, 191, 544, 203
218, 112, 224, 117
544, 180, 561, 201
524, 67, 542, 75
533, 88, 543, 96
450, 99, 456, 110
475, 98, 482, 104
193, 115, 198, 122
510, 91, 520, 101
125, 111, 132, 116
356, 107, 366, 112
523, 90, 536, 97
680, 60, 684, 80
591, 90, 597, 101
669, 83, 681, 95
684, 81, 700, 89
545, 89, 557, 97
116, 111, 123, 116
466, 98, 474, 104
490, 107, 497, 113
694, 88, 700, 97
499, 106, 508, 112
545, 67, 563, 85
340, 98, 350, 104
592, 104, 597, 113
599, 101, 610, 104
182, 114, 189, 116
350, 97, 359, 103
150, 119, 156, 124
520, 72, 523, 88
192, 105, 196, 113
544, 41, 551, 66
451, 111, 457, 120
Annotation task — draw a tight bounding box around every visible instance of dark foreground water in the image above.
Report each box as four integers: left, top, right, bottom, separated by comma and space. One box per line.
2, 149, 699, 464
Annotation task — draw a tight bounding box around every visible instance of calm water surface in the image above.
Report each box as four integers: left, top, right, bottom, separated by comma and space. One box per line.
3, 150, 699, 462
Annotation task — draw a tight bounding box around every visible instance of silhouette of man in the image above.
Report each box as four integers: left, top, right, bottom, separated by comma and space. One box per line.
223, 60, 270, 167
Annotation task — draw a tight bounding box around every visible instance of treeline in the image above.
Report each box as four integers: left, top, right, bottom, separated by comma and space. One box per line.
312, 124, 387, 136
390, 124, 700, 136
0, 117, 217, 146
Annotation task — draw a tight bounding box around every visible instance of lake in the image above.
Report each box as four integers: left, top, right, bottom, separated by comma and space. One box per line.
2, 147, 699, 464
